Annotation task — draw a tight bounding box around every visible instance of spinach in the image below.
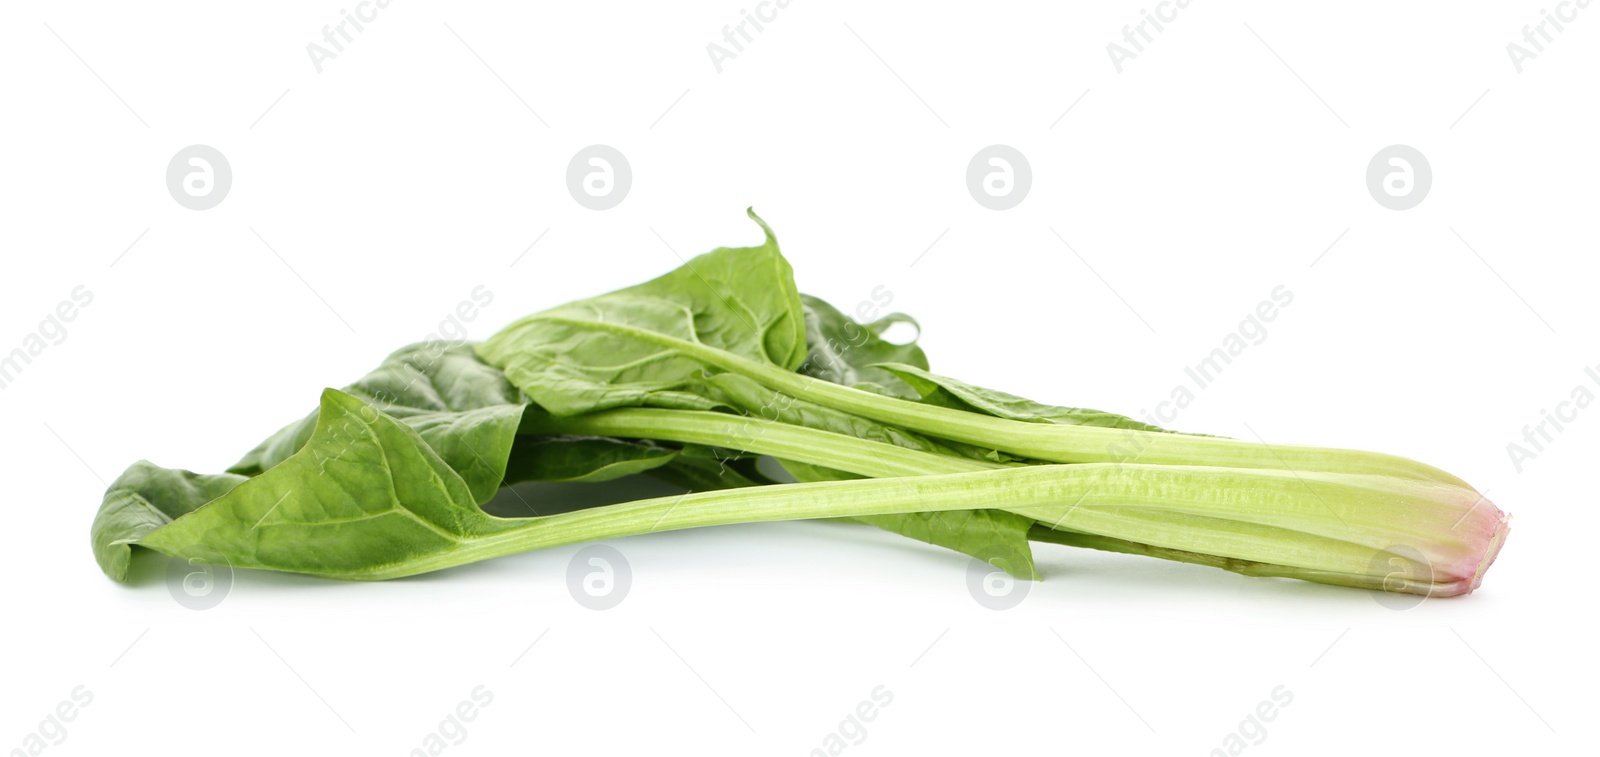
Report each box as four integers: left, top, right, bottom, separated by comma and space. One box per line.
100, 388, 1503, 595
89, 210, 1509, 597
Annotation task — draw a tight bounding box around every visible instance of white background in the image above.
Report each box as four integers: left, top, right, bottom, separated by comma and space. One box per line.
1, 2, 1593, 755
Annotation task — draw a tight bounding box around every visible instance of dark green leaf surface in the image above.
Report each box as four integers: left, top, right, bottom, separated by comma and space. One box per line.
503, 436, 678, 483
644, 454, 770, 492
91, 463, 248, 582
230, 341, 528, 503
141, 389, 521, 579
798, 294, 927, 399
853, 510, 1041, 580
477, 209, 807, 416
876, 362, 1179, 433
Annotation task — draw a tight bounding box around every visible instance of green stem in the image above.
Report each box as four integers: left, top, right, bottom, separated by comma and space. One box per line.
537, 316, 1469, 487
353, 460, 1484, 595
361, 463, 1431, 583
520, 407, 999, 478
514, 403, 1490, 594
1027, 526, 1402, 592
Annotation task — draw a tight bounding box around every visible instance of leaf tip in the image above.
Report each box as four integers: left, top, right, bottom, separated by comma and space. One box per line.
745, 207, 776, 244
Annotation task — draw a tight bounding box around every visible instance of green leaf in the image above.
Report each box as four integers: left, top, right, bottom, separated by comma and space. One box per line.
230, 341, 528, 503
139, 389, 522, 579
90, 462, 248, 582
853, 510, 1041, 580
644, 448, 772, 492
477, 209, 807, 416
798, 294, 928, 399
777, 459, 861, 483
875, 362, 1181, 433
503, 436, 679, 483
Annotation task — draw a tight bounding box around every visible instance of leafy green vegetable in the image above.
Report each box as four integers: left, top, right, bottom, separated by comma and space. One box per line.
89, 209, 1510, 597
100, 389, 1506, 595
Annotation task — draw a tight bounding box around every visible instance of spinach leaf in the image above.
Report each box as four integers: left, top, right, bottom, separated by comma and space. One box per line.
477, 209, 807, 417
798, 294, 927, 399
853, 510, 1041, 580
230, 341, 527, 503
138, 389, 524, 579
645, 455, 768, 492
91, 463, 248, 582
646, 444, 777, 492
503, 436, 679, 483
875, 362, 1179, 433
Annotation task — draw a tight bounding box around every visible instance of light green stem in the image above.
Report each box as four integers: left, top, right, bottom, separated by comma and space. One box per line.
1025, 526, 1403, 592
361, 463, 1427, 582
538, 316, 1470, 488
520, 407, 999, 477
513, 403, 1486, 594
